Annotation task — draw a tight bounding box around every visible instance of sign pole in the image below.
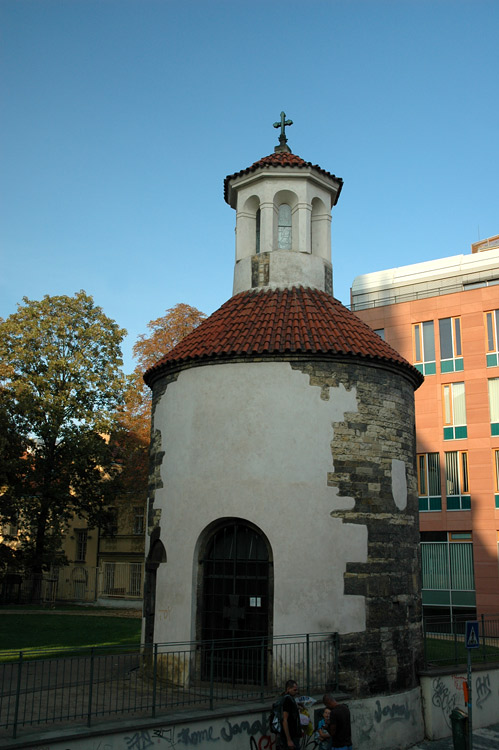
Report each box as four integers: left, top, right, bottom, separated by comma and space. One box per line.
465, 620, 479, 750
467, 648, 473, 750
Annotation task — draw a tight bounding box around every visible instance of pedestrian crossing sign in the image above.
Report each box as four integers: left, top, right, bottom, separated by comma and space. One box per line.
465, 620, 480, 649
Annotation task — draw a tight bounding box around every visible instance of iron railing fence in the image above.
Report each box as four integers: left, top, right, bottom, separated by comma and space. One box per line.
0, 632, 339, 740
0, 562, 145, 606
423, 614, 499, 668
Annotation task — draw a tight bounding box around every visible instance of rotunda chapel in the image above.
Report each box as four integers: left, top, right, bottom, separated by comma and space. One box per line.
143, 118, 424, 695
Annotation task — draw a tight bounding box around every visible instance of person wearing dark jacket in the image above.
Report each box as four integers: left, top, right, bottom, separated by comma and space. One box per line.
322, 693, 353, 750
277, 680, 302, 749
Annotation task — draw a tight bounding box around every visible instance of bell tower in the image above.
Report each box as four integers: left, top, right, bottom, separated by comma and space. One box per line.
224, 112, 343, 296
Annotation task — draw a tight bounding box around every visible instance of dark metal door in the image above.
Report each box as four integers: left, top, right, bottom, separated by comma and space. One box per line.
201, 521, 270, 684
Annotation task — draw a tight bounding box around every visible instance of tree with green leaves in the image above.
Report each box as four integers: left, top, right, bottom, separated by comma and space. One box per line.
111, 303, 206, 528
124, 302, 206, 445
0, 291, 127, 601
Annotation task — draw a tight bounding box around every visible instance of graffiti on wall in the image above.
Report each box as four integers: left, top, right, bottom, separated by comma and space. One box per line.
431, 675, 460, 729
30, 690, 423, 750
151, 717, 274, 748
354, 696, 418, 745
431, 672, 494, 730
476, 673, 492, 709
373, 699, 417, 727
125, 731, 155, 750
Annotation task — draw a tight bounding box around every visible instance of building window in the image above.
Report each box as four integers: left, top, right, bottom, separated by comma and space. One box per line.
439, 317, 463, 373
488, 378, 499, 436
443, 382, 467, 439
278, 204, 292, 250
103, 509, 118, 537
75, 530, 88, 562
445, 451, 470, 510
103, 562, 116, 594
413, 321, 436, 375
417, 452, 441, 511
374, 328, 385, 341
485, 309, 499, 367
421, 530, 475, 623
494, 450, 499, 509
129, 563, 143, 597
133, 506, 145, 535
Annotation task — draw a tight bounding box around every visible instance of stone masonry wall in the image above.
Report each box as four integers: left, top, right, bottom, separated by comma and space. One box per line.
292, 359, 423, 696
146, 372, 179, 547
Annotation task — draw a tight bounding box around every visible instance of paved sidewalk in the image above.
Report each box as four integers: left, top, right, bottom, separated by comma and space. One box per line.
408, 722, 499, 749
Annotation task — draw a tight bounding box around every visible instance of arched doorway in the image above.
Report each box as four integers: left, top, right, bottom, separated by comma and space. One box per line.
200, 519, 272, 684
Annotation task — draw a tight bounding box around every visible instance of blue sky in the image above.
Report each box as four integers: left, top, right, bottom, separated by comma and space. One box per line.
1, 0, 498, 374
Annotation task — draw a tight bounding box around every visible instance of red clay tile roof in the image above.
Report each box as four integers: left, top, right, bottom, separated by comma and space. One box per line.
144, 287, 422, 387
224, 152, 343, 205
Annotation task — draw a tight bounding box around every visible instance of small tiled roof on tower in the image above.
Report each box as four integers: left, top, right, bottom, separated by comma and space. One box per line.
144, 286, 423, 387
224, 151, 344, 206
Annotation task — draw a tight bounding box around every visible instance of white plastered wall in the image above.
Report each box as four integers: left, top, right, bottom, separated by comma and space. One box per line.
233, 250, 331, 295
151, 361, 368, 644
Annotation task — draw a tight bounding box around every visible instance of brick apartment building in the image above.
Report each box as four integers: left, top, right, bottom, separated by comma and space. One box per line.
351, 234, 499, 621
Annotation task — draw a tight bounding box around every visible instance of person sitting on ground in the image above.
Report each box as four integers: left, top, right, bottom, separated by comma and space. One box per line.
315, 706, 332, 750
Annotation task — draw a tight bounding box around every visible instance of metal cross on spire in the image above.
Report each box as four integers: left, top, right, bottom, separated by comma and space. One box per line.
273, 111, 293, 153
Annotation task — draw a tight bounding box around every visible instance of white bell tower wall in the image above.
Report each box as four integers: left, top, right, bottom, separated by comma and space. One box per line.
230, 166, 339, 295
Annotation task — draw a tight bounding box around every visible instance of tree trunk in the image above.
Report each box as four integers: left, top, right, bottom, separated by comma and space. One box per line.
30, 503, 49, 604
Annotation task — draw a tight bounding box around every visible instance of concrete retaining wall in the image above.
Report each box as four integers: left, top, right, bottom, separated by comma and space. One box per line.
5, 686, 423, 750
420, 664, 499, 740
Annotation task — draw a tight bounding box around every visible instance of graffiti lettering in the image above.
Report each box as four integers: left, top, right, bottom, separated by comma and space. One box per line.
177, 726, 220, 744
452, 675, 466, 690
257, 736, 277, 750
374, 699, 416, 725
153, 726, 177, 746
125, 730, 154, 750
432, 676, 457, 729
476, 674, 491, 709
221, 718, 266, 742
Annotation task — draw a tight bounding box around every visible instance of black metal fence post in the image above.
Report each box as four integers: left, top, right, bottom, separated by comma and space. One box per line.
481, 613, 487, 662
209, 641, 215, 710
422, 617, 428, 668
87, 648, 94, 727
12, 650, 23, 739
152, 643, 158, 718
260, 637, 265, 702
306, 634, 310, 695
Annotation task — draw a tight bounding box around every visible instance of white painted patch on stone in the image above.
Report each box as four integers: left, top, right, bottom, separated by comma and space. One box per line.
391, 458, 407, 510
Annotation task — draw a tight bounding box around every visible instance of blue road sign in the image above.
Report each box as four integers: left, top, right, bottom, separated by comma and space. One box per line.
465, 620, 480, 649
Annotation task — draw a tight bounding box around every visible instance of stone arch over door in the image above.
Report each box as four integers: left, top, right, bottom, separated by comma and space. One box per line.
197, 518, 273, 684
144, 535, 166, 646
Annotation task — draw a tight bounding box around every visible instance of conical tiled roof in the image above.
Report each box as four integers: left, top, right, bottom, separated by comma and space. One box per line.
224, 151, 343, 205
144, 286, 423, 387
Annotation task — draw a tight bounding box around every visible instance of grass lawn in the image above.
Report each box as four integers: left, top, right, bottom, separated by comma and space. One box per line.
425, 636, 499, 667
0, 611, 141, 661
